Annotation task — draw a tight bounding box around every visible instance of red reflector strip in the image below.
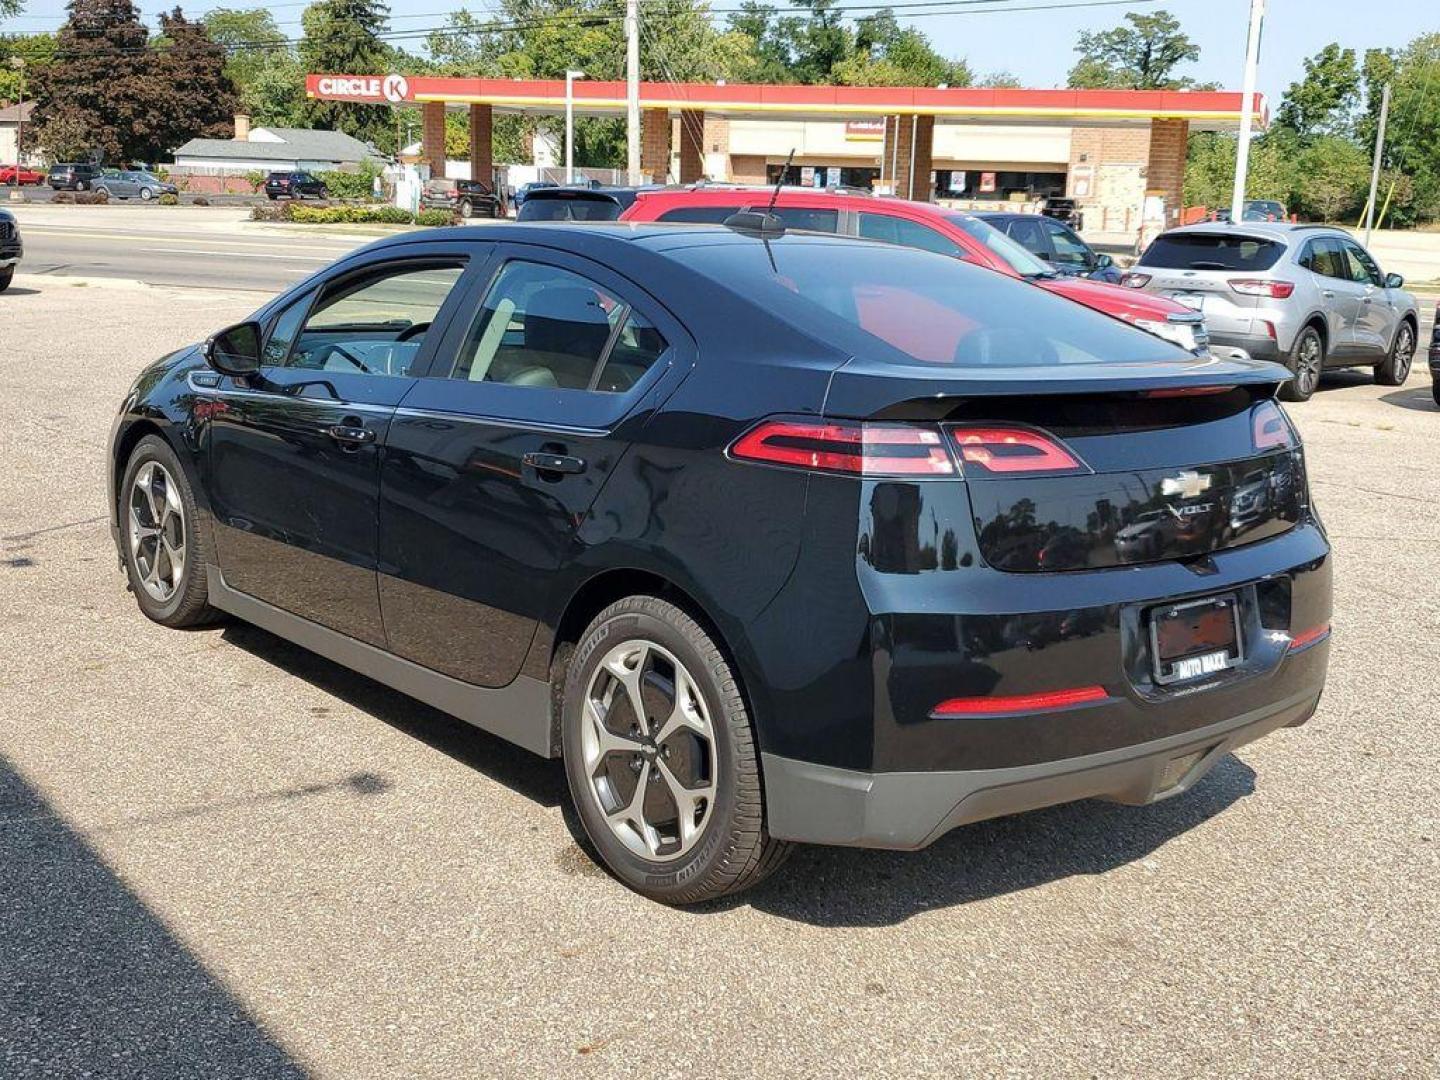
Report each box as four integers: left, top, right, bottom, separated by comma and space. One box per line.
1252, 400, 1293, 450
1287, 624, 1331, 652
931, 685, 1109, 717
950, 426, 1083, 475
730, 420, 955, 476
1144, 385, 1233, 399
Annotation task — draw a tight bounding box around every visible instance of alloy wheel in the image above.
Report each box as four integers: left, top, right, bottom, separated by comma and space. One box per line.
1295, 333, 1322, 397
128, 460, 186, 603
581, 640, 718, 862
1394, 325, 1415, 381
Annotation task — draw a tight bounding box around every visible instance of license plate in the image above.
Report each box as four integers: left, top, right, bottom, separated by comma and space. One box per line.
1149, 595, 1241, 685
1171, 292, 1205, 311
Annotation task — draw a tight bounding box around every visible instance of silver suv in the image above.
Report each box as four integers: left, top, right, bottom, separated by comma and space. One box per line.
1122, 223, 1419, 401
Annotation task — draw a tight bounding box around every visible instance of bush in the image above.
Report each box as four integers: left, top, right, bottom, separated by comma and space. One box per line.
244, 169, 266, 194
288, 203, 415, 225
72, 190, 107, 205
415, 208, 457, 227
315, 165, 381, 201
191, 196, 209, 206
157, 193, 179, 206
51, 191, 74, 204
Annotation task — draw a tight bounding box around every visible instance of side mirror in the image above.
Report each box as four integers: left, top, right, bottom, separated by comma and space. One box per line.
1094, 253, 1114, 271
1384, 272, 1404, 289
205, 320, 263, 377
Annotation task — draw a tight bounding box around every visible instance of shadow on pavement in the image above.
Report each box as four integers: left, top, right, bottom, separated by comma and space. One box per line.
0, 754, 307, 1078
731, 755, 1257, 928
1380, 386, 1438, 412
220, 622, 567, 809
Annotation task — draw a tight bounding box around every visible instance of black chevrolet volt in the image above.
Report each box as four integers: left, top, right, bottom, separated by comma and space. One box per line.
108, 223, 1332, 903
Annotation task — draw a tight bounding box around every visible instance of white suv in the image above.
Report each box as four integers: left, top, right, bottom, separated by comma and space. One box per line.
1122, 223, 1419, 401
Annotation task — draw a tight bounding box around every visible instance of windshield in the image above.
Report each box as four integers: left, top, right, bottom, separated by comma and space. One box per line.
1139, 232, 1286, 271
674, 239, 1183, 368
944, 213, 1054, 277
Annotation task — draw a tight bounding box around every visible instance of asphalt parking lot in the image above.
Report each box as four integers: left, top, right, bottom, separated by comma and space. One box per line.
1, 276, 1437, 1078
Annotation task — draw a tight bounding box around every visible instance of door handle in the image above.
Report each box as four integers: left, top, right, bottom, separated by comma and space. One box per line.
522, 451, 586, 475
325, 424, 375, 447
1322, 290, 1335, 298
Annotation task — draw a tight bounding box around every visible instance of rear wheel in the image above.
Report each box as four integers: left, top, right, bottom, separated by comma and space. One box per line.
0, 266, 13, 293
1280, 325, 1324, 402
561, 596, 791, 904
1375, 321, 1416, 386
1432, 380, 1440, 408
140, 186, 155, 202
120, 435, 220, 628
458, 198, 473, 219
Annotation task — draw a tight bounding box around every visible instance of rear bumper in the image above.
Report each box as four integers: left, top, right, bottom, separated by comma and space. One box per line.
764, 682, 1320, 849
1209, 329, 1283, 362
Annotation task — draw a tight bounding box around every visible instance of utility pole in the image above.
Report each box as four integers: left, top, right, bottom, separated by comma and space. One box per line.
1363, 83, 1391, 245
10, 58, 24, 181
1230, 0, 1266, 222
565, 69, 585, 185
625, 0, 641, 185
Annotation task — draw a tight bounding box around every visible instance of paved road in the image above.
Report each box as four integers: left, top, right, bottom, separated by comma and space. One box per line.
2, 276, 1438, 1079
7, 205, 371, 293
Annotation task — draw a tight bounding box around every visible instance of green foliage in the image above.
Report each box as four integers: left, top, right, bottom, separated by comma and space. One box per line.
244, 169, 266, 193
1276, 44, 1361, 139
157, 192, 179, 205
0, 33, 57, 107
315, 162, 381, 199
1068, 10, 1201, 90
414, 208, 456, 226
288, 203, 414, 224
29, 0, 237, 164
299, 0, 393, 148
1185, 130, 1371, 223
0, 0, 22, 19
203, 8, 308, 128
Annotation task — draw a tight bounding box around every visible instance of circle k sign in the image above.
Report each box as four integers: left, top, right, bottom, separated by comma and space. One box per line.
382, 74, 410, 103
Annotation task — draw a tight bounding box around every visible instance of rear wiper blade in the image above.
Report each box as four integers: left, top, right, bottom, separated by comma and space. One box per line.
1187, 261, 1229, 270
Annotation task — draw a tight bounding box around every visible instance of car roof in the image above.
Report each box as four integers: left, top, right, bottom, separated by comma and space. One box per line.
1161, 221, 1340, 243
631, 186, 967, 220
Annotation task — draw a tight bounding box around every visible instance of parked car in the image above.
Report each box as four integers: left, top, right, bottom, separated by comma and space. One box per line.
93, 170, 179, 202
0, 207, 21, 291
264, 171, 328, 200
1122, 223, 1419, 401
516, 185, 648, 222
621, 187, 1209, 354
107, 221, 1331, 903
512, 180, 557, 211
48, 162, 103, 191
974, 210, 1122, 283
419, 177, 502, 219
0, 164, 44, 186
1040, 196, 1083, 230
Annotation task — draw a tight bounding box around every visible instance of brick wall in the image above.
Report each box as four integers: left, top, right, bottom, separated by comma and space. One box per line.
421, 101, 446, 179
1068, 123, 1151, 234
469, 104, 492, 183
1145, 118, 1190, 228
881, 114, 935, 201
641, 109, 670, 183
678, 109, 705, 183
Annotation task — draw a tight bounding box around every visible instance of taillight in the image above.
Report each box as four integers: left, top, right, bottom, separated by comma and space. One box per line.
1144, 385, 1232, 399
729, 420, 955, 477
1288, 624, 1331, 652
1230, 279, 1295, 299
931, 685, 1109, 717
1120, 273, 1151, 289
949, 426, 1086, 476
1252, 400, 1294, 451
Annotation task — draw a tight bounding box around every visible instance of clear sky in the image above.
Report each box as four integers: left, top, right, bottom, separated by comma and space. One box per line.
4, 0, 1435, 107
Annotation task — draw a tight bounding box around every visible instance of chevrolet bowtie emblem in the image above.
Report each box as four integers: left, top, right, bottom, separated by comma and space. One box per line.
1160, 471, 1213, 499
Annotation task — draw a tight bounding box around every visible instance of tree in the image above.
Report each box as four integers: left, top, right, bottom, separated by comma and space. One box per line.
0, 33, 56, 105
1068, 10, 1201, 90
299, 0, 392, 147
1276, 44, 1361, 139
151, 9, 240, 151
1366, 34, 1440, 226
833, 9, 971, 88
204, 9, 307, 127
0, 0, 21, 19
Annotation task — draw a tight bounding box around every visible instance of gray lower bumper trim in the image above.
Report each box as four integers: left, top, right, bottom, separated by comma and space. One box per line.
762, 688, 1320, 849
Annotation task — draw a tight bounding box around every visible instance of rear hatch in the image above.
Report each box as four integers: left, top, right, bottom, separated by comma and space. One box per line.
824, 360, 1304, 572
1127, 230, 1289, 337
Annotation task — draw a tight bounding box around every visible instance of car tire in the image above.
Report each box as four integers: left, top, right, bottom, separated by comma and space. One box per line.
0, 265, 13, 293
1432, 380, 1440, 408
1374, 321, 1416, 386
119, 435, 221, 629
140, 187, 154, 201
561, 595, 792, 904
1279, 325, 1324, 402
458, 198, 473, 219
76, 180, 89, 192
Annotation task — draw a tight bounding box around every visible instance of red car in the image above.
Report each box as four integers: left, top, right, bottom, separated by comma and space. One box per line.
621, 188, 1210, 354
0, 165, 44, 186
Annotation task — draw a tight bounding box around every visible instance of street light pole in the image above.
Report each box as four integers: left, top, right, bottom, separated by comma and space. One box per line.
625, 0, 641, 185
1230, 0, 1266, 222
565, 69, 585, 185
1363, 83, 1391, 245
10, 57, 24, 181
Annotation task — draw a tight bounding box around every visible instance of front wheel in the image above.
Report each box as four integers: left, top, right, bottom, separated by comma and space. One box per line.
1432, 380, 1440, 408
0, 265, 13, 293
561, 596, 791, 904
1279, 325, 1324, 402
1375, 321, 1416, 386
120, 435, 220, 628
140, 187, 155, 201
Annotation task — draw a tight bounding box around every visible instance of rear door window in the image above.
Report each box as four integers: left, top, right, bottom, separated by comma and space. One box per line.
857, 213, 961, 256
1002, 217, 1051, 259
1140, 233, 1285, 271
657, 205, 840, 233
1302, 238, 1348, 280
658, 205, 740, 224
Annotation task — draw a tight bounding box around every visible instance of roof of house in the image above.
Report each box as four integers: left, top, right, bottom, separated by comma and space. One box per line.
173, 127, 382, 163
0, 100, 36, 124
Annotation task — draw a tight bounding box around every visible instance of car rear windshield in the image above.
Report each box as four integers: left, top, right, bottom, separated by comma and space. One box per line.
517, 195, 623, 222
1139, 232, 1285, 271
674, 240, 1182, 367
